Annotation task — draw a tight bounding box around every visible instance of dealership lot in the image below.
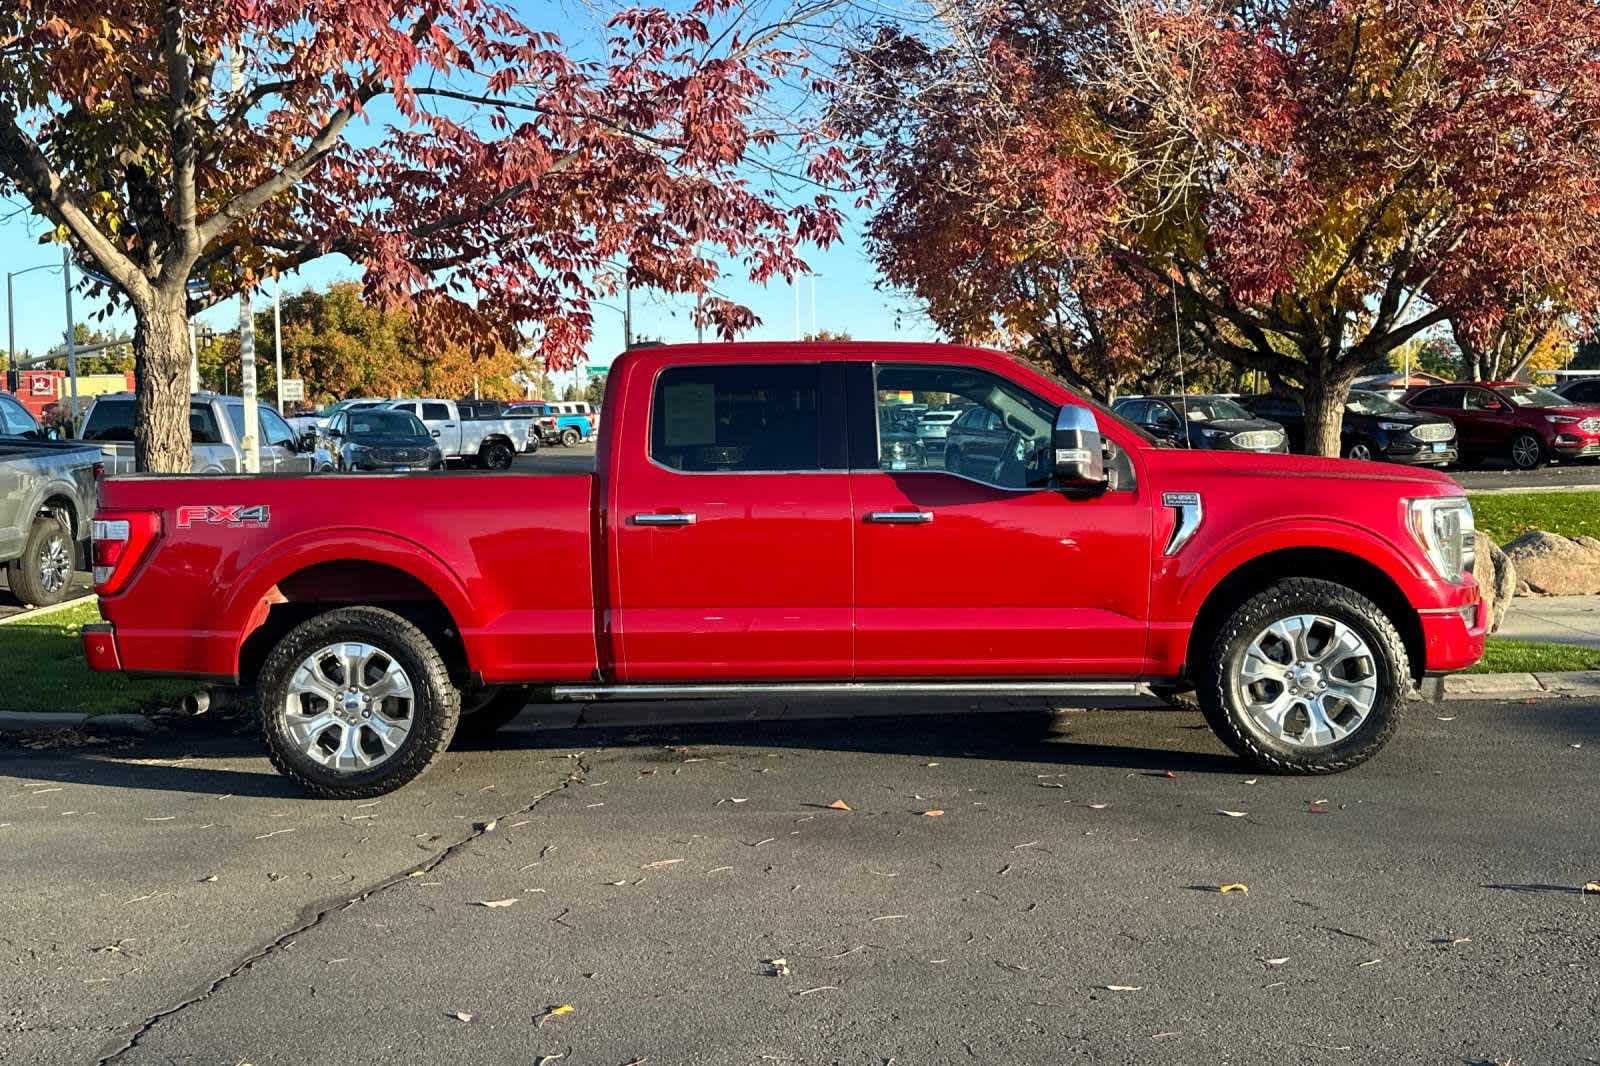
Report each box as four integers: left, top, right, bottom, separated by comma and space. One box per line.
4, 696, 1596, 1065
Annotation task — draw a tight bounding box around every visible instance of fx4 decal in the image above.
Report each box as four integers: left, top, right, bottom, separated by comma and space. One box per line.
176, 504, 271, 529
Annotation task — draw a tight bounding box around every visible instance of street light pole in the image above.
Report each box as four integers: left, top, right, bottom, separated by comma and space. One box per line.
5, 262, 63, 376
62, 246, 79, 424
273, 277, 284, 413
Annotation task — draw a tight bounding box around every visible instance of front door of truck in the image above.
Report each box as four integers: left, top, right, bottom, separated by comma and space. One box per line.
610, 358, 854, 680
849, 360, 1151, 677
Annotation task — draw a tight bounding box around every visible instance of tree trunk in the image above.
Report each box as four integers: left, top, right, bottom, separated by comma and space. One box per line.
133, 290, 194, 473
1300, 366, 1357, 458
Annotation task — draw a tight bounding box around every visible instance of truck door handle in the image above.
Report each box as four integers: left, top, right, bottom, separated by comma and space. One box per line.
632, 512, 697, 526
431, 430, 441, 437
866, 511, 934, 524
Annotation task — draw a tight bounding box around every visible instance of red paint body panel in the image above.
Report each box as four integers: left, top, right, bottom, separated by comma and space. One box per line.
93, 473, 596, 682
88, 341, 1484, 688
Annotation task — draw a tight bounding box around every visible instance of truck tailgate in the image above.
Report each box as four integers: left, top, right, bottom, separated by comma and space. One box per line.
95, 473, 598, 683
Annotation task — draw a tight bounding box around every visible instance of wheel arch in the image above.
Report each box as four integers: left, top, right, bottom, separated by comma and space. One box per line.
1183, 547, 1425, 685
228, 536, 476, 687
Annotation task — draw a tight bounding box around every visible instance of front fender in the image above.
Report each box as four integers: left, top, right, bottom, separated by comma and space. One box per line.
1164, 515, 1443, 623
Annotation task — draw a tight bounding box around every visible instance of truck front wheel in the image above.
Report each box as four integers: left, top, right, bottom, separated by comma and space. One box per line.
1197, 578, 1409, 774
560, 427, 581, 448
257, 607, 460, 798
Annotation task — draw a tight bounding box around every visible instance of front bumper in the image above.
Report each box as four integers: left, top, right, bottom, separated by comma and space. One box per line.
1550, 434, 1600, 458
1383, 440, 1457, 466
1419, 599, 1488, 674
82, 622, 122, 673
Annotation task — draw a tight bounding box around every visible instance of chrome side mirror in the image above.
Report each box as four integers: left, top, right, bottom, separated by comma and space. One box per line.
1052, 405, 1108, 494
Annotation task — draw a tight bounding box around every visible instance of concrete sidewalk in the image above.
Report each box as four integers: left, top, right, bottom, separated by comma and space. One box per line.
1497, 594, 1600, 648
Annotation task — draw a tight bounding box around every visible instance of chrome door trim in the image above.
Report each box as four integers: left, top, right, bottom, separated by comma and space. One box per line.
632, 513, 698, 526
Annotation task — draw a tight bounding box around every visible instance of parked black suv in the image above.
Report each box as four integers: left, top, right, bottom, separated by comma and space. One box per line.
1556, 377, 1600, 405
1243, 389, 1458, 465
1111, 395, 1289, 453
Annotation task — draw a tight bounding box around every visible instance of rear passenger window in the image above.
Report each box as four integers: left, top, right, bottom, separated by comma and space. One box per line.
422, 403, 451, 421
83, 400, 136, 441
651, 364, 821, 472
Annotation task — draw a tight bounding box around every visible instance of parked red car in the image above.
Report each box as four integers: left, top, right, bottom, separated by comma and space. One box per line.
83, 342, 1484, 797
1402, 381, 1600, 470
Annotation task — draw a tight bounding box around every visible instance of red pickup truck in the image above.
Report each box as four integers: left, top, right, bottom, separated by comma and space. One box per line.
83, 342, 1484, 797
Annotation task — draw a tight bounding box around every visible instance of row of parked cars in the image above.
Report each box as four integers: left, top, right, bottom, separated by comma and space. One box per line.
1108, 379, 1600, 470
285, 397, 597, 472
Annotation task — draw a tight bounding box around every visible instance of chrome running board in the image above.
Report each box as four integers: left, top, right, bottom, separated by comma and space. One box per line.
551, 681, 1146, 702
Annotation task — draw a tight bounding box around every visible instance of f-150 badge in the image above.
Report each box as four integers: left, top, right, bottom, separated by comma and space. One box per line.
176, 504, 271, 529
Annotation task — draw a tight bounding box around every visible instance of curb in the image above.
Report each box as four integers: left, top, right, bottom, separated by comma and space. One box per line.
0, 593, 97, 627
0, 710, 159, 736
1443, 670, 1600, 701
1462, 484, 1600, 497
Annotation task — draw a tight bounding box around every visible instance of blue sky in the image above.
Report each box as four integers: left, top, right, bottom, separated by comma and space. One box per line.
0, 0, 938, 384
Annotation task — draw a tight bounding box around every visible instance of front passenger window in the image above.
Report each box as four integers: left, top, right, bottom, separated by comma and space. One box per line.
872, 363, 1055, 489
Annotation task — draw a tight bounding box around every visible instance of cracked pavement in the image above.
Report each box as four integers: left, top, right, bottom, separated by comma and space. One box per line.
2, 695, 1598, 1065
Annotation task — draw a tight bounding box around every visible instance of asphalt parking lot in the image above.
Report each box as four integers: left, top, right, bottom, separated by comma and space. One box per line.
3, 695, 1597, 1065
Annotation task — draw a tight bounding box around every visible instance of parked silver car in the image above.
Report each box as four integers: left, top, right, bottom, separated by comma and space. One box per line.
1, 393, 100, 605
80, 393, 334, 474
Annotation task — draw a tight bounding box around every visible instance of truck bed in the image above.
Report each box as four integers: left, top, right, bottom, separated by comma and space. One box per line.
95, 472, 598, 683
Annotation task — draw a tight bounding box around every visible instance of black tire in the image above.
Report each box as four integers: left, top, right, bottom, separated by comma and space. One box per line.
560, 427, 581, 448
479, 439, 514, 470
1196, 578, 1409, 774
6, 514, 73, 607
1509, 432, 1544, 470
452, 684, 532, 743
257, 607, 460, 798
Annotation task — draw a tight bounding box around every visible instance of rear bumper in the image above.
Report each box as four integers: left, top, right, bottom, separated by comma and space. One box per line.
1419, 600, 1487, 673
81, 622, 122, 673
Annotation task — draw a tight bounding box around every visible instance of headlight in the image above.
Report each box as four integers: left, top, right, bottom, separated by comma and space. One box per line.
1378, 421, 1411, 431
1546, 414, 1579, 424
1406, 497, 1475, 583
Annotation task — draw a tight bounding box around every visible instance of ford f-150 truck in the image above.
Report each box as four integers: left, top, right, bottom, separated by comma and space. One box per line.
83, 342, 1485, 798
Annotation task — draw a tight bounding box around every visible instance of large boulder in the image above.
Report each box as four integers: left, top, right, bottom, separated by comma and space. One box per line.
1505, 530, 1600, 596
1472, 531, 1517, 634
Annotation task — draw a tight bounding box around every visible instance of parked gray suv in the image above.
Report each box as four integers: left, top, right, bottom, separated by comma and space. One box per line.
1, 391, 99, 606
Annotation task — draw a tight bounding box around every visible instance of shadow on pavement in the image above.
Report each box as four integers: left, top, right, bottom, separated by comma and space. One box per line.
1, 705, 1245, 797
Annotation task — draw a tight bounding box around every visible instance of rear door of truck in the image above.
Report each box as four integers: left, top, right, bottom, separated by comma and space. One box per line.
606, 351, 853, 680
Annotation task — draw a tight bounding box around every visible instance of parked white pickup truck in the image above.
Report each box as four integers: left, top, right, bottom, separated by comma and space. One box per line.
80, 392, 335, 474
378, 398, 536, 470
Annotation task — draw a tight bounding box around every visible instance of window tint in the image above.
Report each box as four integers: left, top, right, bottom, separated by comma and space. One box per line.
422, 402, 451, 421
1149, 403, 1181, 427
83, 399, 137, 441
1464, 389, 1501, 411
1412, 387, 1463, 409
874, 363, 1055, 489
650, 363, 821, 472
0, 394, 36, 435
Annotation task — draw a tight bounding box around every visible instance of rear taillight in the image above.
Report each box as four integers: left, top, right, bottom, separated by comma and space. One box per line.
92, 510, 161, 594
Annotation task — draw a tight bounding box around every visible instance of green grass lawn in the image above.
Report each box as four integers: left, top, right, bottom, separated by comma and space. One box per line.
0, 601, 195, 715
1468, 491, 1600, 544
1467, 637, 1600, 674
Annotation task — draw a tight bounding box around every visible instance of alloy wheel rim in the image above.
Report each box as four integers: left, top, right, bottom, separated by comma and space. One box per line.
1349, 444, 1371, 461
280, 642, 415, 773
1512, 436, 1539, 468
38, 533, 70, 594
1228, 613, 1379, 749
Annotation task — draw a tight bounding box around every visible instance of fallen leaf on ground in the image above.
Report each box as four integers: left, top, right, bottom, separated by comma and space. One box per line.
1583, 882, 1600, 894
534, 1055, 566, 1066
1243, 778, 1258, 785
1259, 957, 1288, 967
1436, 716, 1456, 722
1087, 802, 1110, 810
198, 875, 218, 883
1216, 810, 1247, 818
474, 819, 497, 832
640, 858, 683, 869
449, 1011, 477, 1023
763, 958, 790, 976
920, 809, 945, 817
825, 800, 852, 811
796, 985, 836, 996
1358, 958, 1382, 968
533, 1004, 574, 1027
605, 880, 628, 887
1160, 770, 1177, 779
473, 898, 518, 908
1099, 984, 1142, 992
1219, 883, 1249, 894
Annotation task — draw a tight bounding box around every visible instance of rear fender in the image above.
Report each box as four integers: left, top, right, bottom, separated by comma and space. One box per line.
222, 528, 477, 673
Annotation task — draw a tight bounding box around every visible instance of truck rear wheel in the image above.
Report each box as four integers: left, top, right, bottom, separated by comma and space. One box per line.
6, 514, 73, 607
257, 607, 460, 798
479, 439, 514, 470
1197, 578, 1409, 774
560, 427, 581, 448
